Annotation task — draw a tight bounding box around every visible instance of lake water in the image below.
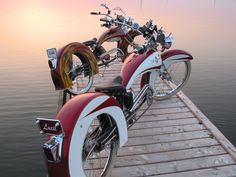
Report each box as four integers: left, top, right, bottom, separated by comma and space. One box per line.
0, 0, 236, 176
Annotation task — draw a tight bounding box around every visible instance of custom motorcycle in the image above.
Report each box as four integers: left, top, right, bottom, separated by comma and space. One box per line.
37, 21, 193, 177
47, 4, 144, 95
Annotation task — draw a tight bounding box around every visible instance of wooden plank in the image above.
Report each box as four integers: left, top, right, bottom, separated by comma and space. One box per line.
177, 91, 236, 161
155, 97, 183, 104
111, 154, 235, 177
126, 130, 211, 147
130, 118, 200, 130
86, 146, 226, 170
137, 100, 186, 110
152, 101, 185, 109
118, 138, 220, 156
153, 165, 236, 177
114, 145, 226, 167
128, 124, 205, 137
146, 104, 186, 110
137, 112, 194, 122
142, 107, 190, 116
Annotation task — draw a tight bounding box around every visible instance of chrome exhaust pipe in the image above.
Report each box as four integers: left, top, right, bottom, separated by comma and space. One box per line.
126, 84, 153, 128
130, 84, 153, 112
99, 48, 124, 60
43, 135, 63, 163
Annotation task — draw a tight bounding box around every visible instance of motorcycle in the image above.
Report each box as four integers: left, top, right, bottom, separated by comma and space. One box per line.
37, 21, 193, 177
47, 4, 144, 95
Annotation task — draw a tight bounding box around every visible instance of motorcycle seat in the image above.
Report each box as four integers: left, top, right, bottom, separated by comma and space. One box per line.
95, 76, 126, 95
83, 38, 97, 46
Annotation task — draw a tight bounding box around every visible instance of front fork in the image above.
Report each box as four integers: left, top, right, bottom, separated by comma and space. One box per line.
148, 71, 158, 97
147, 61, 173, 96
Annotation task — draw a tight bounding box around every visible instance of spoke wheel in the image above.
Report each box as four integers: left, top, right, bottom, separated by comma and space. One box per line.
82, 114, 118, 177
153, 61, 191, 100
67, 53, 93, 95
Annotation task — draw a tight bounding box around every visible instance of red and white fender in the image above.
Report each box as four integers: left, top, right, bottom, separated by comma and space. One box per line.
46, 92, 127, 177
121, 49, 193, 90
47, 42, 99, 90
161, 49, 193, 69
121, 50, 162, 90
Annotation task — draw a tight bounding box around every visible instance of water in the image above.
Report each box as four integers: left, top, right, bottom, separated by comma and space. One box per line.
0, 0, 236, 176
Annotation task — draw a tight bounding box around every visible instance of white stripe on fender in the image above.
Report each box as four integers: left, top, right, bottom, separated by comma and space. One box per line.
80, 95, 109, 119
69, 103, 127, 177
126, 52, 162, 90
163, 54, 190, 69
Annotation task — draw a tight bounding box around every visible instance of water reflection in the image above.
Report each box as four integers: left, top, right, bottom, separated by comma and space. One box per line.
0, 0, 236, 177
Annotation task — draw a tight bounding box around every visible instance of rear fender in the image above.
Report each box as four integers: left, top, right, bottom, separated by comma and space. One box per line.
50, 42, 99, 90
46, 92, 127, 177
161, 49, 193, 69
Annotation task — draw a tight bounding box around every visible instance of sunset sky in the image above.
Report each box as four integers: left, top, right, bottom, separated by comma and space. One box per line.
0, 0, 235, 58
0, 2, 236, 176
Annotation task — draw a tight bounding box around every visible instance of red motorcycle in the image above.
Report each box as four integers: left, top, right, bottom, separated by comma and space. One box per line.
37, 19, 193, 177
47, 4, 144, 95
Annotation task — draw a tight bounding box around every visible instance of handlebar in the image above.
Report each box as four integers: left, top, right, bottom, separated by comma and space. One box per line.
90, 12, 98, 15
131, 27, 173, 53
155, 33, 165, 43
100, 18, 110, 23
91, 5, 173, 52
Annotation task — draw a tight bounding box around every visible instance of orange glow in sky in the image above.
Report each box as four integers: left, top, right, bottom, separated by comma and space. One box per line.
0, 0, 236, 59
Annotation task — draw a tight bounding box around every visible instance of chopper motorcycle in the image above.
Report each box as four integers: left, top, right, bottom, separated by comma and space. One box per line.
47, 4, 144, 95
37, 20, 193, 177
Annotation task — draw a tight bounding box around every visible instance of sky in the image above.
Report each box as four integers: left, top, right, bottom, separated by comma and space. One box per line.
0, 0, 235, 58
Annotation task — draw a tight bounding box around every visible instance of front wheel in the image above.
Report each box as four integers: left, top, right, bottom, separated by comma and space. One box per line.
150, 61, 191, 100
82, 114, 118, 177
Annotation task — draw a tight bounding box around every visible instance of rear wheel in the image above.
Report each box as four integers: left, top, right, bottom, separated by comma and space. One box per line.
82, 114, 118, 177
66, 53, 94, 95
153, 61, 191, 100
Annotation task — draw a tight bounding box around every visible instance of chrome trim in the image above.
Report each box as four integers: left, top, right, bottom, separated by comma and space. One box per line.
130, 84, 153, 112
43, 134, 64, 163
165, 33, 174, 43
46, 48, 58, 70
98, 48, 124, 59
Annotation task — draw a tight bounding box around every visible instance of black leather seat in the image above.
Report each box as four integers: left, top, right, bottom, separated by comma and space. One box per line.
95, 76, 126, 95
83, 38, 97, 46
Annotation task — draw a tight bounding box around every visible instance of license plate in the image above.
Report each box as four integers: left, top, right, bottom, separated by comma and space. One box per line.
36, 118, 64, 136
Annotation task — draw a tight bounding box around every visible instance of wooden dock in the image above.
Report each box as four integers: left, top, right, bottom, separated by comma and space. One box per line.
111, 91, 236, 177
59, 62, 236, 176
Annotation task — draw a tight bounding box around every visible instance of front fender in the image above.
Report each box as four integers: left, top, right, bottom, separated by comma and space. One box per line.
46, 92, 127, 177
50, 42, 99, 90
162, 49, 193, 68
121, 50, 158, 89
